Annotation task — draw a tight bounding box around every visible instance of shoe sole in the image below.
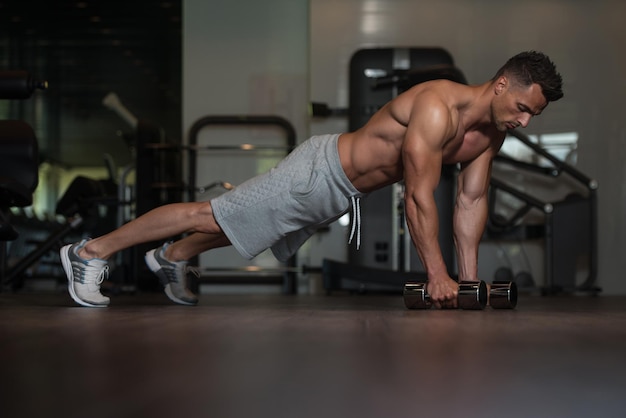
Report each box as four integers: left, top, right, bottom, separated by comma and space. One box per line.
60, 244, 108, 308
145, 249, 198, 306
165, 284, 198, 306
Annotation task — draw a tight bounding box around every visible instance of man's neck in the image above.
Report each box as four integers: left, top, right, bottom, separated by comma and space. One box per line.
461, 82, 496, 131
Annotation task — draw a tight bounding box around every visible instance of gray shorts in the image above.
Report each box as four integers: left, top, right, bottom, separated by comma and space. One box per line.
211, 133, 365, 262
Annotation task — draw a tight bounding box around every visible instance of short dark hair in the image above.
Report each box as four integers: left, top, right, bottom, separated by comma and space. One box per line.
494, 51, 563, 102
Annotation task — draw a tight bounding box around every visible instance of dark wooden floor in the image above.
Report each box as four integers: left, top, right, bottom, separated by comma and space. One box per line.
1, 291, 625, 418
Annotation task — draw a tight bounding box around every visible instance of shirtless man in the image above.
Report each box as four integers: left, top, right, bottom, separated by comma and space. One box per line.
60, 51, 563, 309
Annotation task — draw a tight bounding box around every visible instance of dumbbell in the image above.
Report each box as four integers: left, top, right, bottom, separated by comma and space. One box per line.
404, 280, 488, 310
489, 281, 517, 309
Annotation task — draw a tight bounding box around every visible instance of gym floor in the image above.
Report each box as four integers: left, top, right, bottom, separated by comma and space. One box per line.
1, 291, 625, 418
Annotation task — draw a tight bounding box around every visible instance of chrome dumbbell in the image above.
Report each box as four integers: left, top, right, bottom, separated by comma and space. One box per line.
489, 281, 518, 309
403, 281, 488, 310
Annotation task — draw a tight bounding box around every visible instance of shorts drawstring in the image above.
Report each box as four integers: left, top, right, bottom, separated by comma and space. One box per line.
348, 196, 361, 250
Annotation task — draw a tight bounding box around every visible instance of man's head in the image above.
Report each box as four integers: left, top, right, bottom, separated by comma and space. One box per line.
491, 51, 563, 131
494, 51, 563, 103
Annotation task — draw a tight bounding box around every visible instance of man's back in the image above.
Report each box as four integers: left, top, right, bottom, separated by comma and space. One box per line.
337, 79, 500, 193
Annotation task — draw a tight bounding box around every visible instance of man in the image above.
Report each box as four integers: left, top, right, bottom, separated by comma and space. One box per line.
61, 51, 563, 309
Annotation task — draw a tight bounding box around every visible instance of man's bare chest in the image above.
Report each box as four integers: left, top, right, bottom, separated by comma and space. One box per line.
442, 129, 494, 164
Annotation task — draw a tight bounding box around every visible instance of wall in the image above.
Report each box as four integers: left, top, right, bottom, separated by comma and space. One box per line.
184, 0, 626, 294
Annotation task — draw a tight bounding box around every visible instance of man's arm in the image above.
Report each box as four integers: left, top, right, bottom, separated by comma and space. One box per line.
454, 140, 502, 282
401, 94, 459, 308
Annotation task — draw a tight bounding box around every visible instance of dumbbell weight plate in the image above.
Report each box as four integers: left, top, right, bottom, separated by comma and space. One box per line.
490, 281, 518, 309
403, 282, 431, 309
458, 280, 488, 310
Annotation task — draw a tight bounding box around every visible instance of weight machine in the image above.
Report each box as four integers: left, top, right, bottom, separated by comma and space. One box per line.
0, 71, 46, 289
186, 115, 299, 294
487, 129, 600, 295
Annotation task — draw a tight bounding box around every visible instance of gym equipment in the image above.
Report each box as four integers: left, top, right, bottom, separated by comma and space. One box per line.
323, 258, 422, 293
186, 115, 298, 294
489, 281, 518, 309
488, 129, 599, 295
102, 92, 138, 129
0, 69, 44, 247
371, 64, 467, 91
0, 70, 45, 289
102, 92, 184, 289
1, 175, 118, 289
494, 266, 514, 282
514, 271, 535, 289
0, 70, 47, 100
0, 120, 39, 214
404, 280, 488, 310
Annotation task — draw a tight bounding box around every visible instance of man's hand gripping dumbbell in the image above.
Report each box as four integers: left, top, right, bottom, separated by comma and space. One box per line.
404, 280, 517, 310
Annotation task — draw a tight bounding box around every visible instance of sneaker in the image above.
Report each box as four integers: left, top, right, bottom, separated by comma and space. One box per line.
60, 239, 110, 308
145, 243, 199, 305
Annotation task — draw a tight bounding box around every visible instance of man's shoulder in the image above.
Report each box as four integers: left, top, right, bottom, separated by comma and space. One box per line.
402, 80, 470, 112
404, 79, 468, 97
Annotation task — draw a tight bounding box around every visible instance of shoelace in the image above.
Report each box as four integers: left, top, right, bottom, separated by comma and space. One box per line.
164, 263, 200, 283
186, 265, 201, 279
75, 262, 109, 284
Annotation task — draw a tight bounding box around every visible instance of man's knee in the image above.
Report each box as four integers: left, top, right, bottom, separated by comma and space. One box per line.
189, 201, 221, 234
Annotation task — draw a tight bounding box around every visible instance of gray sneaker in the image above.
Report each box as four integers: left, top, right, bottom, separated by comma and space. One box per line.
144, 243, 199, 305
60, 239, 110, 308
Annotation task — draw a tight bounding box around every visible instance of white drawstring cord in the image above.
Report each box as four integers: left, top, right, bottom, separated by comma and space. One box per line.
348, 196, 361, 250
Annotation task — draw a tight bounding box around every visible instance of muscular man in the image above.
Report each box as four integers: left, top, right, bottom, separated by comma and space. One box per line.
60, 51, 563, 309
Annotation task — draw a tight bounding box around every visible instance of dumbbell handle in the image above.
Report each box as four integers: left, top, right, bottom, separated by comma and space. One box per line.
404, 280, 487, 310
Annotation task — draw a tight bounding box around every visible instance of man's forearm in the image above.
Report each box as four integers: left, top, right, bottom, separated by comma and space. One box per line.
405, 195, 449, 282
453, 194, 488, 281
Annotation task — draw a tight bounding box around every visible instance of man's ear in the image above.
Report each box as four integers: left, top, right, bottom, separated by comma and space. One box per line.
494, 76, 508, 95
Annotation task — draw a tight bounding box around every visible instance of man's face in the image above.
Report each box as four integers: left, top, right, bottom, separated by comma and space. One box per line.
492, 77, 548, 132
